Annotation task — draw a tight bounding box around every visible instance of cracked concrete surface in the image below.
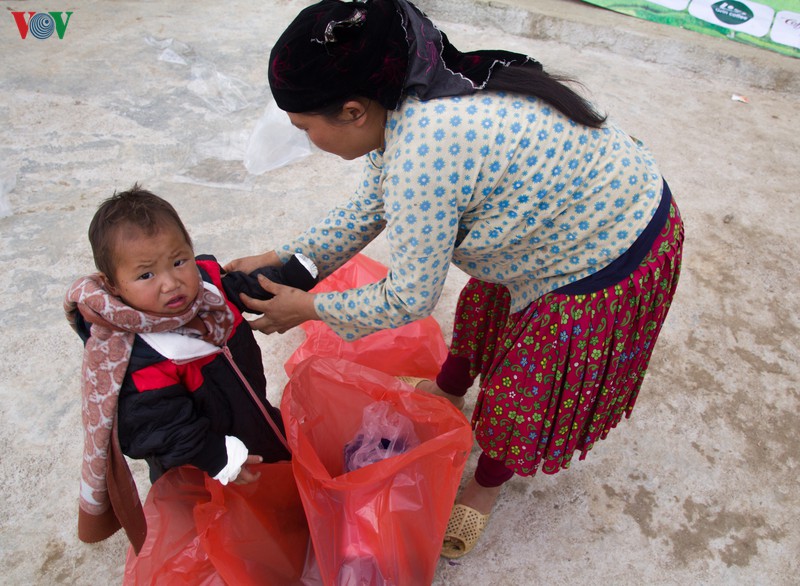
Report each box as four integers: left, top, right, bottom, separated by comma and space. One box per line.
1, 0, 798, 584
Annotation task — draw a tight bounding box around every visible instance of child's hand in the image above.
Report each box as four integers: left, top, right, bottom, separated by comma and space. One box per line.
224, 251, 282, 274
232, 455, 263, 485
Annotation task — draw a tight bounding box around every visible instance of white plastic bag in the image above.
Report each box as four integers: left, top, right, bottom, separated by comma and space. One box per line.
244, 100, 312, 175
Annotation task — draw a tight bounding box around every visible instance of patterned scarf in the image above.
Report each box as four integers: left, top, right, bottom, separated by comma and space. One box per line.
64, 272, 234, 552
268, 0, 540, 113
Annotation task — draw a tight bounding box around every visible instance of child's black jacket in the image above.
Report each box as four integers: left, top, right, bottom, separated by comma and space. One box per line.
73, 256, 307, 482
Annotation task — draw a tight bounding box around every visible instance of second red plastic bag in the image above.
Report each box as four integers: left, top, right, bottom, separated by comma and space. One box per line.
123, 462, 314, 586
282, 356, 473, 586
284, 254, 449, 380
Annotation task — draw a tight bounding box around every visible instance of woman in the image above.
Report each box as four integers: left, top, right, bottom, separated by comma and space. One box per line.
228, 0, 683, 558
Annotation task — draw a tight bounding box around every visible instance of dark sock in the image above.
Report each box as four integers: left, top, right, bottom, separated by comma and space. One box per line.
474, 452, 514, 488
435, 355, 473, 397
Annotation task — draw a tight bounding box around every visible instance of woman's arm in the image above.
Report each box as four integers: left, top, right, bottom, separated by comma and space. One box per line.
277, 161, 387, 279
227, 156, 386, 281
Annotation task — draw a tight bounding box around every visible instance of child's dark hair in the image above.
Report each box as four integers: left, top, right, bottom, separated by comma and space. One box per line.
88, 183, 192, 280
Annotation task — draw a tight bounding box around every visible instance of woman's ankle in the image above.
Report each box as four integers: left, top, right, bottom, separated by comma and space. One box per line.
418, 379, 466, 409
458, 478, 502, 516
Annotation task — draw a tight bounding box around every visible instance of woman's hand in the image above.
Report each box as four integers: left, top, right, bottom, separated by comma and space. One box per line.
240, 274, 319, 334
224, 250, 282, 274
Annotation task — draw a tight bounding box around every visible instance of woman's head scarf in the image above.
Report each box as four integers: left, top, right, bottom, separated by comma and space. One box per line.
268, 0, 541, 112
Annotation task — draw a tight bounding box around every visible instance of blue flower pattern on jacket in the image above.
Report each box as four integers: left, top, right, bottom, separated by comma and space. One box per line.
280, 92, 661, 340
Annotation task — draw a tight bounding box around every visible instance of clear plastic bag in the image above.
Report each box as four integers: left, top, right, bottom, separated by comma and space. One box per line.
0, 167, 16, 218
144, 35, 252, 115
344, 401, 420, 472
244, 99, 312, 175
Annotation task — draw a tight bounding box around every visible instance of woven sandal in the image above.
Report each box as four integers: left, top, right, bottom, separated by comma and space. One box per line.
440, 504, 490, 559
396, 376, 427, 388
396, 376, 467, 410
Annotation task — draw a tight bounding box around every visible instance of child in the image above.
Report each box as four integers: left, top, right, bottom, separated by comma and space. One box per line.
65, 184, 318, 553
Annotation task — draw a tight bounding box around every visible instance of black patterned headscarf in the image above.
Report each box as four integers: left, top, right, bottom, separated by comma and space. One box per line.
268, 0, 541, 113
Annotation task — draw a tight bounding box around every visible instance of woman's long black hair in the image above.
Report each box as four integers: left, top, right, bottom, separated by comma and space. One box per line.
312, 65, 607, 129
484, 65, 607, 128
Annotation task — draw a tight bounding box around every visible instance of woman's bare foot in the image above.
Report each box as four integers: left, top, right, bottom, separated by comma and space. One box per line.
413, 379, 466, 410
457, 477, 502, 515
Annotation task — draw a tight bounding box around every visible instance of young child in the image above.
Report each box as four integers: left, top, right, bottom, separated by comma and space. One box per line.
65, 184, 318, 553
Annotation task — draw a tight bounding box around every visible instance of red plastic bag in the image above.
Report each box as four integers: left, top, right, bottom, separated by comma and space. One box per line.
123, 462, 316, 586
284, 254, 448, 379
282, 356, 472, 586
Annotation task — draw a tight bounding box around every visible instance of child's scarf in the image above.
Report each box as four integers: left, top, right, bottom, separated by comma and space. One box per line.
64, 272, 234, 552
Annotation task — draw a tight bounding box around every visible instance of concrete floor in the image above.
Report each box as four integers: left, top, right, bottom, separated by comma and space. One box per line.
1, 0, 798, 584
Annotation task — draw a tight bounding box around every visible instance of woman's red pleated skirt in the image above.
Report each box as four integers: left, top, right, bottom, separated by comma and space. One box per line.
451, 199, 684, 476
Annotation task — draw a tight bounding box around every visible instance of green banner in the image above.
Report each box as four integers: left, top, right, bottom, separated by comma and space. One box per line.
581, 0, 800, 58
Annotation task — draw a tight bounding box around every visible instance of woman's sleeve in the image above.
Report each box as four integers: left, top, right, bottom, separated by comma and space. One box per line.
277, 154, 387, 280
291, 125, 464, 340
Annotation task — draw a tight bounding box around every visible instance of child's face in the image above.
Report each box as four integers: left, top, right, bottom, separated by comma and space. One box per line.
104, 223, 200, 316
